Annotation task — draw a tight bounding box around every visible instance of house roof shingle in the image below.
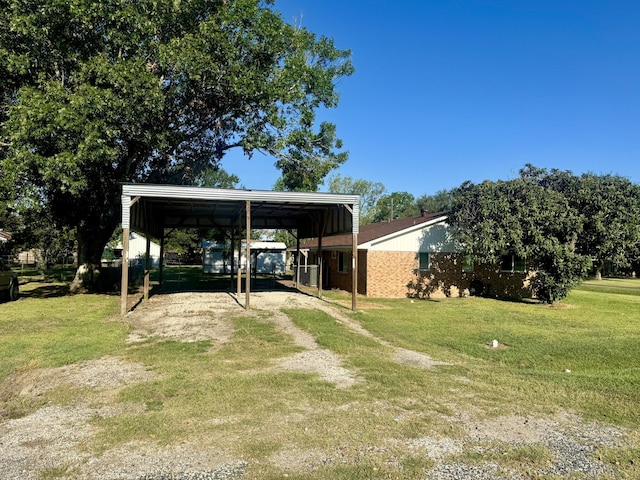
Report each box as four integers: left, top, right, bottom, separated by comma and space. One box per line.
298, 211, 446, 249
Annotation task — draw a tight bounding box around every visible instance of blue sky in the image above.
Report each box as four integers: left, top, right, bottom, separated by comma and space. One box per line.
222, 0, 640, 197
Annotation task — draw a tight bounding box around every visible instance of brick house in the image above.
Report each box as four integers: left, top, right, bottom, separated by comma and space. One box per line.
298, 212, 533, 299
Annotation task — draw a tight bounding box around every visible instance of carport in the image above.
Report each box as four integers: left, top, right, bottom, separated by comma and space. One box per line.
120, 184, 360, 316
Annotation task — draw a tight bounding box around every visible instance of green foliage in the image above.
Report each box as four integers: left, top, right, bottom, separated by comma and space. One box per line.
450, 176, 589, 302
372, 191, 417, 222
273, 228, 297, 248
415, 189, 454, 214
0, 0, 353, 273
276, 122, 350, 192
195, 167, 242, 190
327, 174, 387, 224
164, 229, 201, 256
522, 165, 640, 276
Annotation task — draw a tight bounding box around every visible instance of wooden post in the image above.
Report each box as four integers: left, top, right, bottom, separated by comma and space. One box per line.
352, 232, 358, 311
144, 235, 151, 301
245, 200, 251, 309
230, 228, 235, 287
295, 234, 300, 288
237, 226, 242, 298
120, 228, 130, 316
317, 231, 323, 298
159, 229, 165, 288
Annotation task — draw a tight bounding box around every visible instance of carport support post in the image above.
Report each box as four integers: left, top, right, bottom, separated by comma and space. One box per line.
317, 233, 323, 298
352, 232, 358, 311
144, 235, 150, 301
342, 202, 358, 312
295, 235, 300, 287
245, 201, 251, 309
120, 228, 130, 316
236, 223, 242, 297
159, 230, 165, 287
230, 227, 235, 286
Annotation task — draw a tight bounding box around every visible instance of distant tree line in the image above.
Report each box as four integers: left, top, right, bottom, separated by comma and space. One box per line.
325, 173, 452, 225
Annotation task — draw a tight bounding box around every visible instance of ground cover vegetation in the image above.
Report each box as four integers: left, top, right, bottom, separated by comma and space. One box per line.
1, 274, 638, 478
0, 0, 354, 290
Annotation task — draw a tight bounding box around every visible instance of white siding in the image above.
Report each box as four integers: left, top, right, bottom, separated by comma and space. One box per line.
366, 221, 459, 253
128, 233, 161, 267
202, 241, 287, 274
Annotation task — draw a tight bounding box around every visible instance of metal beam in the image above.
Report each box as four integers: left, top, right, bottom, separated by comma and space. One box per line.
120, 227, 130, 316
245, 200, 251, 309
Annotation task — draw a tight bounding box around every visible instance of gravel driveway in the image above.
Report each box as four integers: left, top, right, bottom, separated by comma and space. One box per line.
0, 291, 631, 479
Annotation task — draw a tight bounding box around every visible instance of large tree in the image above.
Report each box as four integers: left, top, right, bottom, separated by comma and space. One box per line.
520, 165, 640, 279
0, 0, 353, 290
449, 176, 590, 303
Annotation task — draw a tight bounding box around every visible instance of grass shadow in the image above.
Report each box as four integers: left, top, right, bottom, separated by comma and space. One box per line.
156, 266, 297, 295
19, 284, 71, 299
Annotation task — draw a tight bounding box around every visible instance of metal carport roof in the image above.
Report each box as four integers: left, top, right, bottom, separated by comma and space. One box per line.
120, 184, 360, 315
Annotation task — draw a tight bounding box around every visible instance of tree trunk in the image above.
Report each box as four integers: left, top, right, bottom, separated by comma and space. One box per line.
594, 261, 604, 281
70, 222, 118, 293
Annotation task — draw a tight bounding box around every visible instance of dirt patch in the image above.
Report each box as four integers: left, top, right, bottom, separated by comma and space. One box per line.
0, 356, 154, 400
272, 350, 359, 388
125, 292, 237, 344
392, 348, 450, 368
126, 291, 450, 374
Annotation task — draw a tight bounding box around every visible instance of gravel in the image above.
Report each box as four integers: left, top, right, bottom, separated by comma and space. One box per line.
129, 461, 248, 480
0, 291, 631, 479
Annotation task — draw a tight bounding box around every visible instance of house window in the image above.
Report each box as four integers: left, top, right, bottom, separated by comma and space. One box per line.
462, 255, 474, 272
500, 253, 526, 273
338, 251, 349, 273
419, 252, 431, 271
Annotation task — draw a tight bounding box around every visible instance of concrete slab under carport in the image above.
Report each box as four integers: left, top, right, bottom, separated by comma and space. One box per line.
120, 184, 360, 315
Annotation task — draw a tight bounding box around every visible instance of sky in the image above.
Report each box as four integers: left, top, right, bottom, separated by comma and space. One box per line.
221, 0, 640, 197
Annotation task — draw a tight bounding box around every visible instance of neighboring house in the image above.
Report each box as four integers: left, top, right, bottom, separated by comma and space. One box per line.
203, 241, 287, 275
297, 212, 533, 299
106, 232, 161, 268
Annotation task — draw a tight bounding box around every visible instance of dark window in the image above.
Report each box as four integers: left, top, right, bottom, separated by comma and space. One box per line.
500, 253, 526, 273
419, 252, 431, 271
338, 251, 348, 273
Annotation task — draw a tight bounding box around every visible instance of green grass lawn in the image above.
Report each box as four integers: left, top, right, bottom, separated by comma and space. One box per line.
0, 276, 638, 479
335, 285, 640, 425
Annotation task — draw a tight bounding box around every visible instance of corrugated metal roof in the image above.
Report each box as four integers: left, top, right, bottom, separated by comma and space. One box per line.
122, 184, 360, 205
121, 184, 360, 239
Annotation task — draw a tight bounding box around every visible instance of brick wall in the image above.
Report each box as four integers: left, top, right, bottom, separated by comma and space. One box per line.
366, 251, 417, 297
323, 250, 533, 299
324, 251, 351, 292
368, 251, 533, 299
322, 250, 367, 295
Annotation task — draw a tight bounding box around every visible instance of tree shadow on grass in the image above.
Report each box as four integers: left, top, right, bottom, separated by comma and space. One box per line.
19, 284, 71, 299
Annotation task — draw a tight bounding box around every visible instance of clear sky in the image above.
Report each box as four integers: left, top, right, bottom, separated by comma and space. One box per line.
222, 0, 640, 197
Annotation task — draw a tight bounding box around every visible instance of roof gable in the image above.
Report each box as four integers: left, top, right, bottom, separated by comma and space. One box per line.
299, 212, 448, 249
